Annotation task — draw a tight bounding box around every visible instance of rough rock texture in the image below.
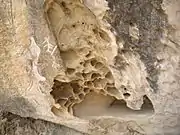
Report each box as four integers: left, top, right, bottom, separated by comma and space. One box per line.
0, 112, 87, 135
0, 0, 180, 134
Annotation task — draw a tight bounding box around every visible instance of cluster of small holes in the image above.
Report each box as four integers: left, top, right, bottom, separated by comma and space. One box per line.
47, 2, 119, 114
121, 85, 131, 98
50, 56, 122, 115
47, 0, 130, 116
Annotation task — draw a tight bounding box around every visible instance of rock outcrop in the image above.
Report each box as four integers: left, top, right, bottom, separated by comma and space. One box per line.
0, 0, 180, 134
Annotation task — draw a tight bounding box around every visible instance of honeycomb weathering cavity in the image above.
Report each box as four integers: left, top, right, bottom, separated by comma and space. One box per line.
73, 94, 154, 118
45, 0, 154, 118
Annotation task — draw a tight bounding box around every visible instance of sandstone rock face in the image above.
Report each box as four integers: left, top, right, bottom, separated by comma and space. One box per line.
0, 0, 180, 134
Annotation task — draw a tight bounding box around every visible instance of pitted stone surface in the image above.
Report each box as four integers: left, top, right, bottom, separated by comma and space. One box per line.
0, 0, 180, 134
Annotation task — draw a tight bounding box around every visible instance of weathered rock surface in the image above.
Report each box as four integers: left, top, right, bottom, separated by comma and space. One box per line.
0, 0, 180, 134
0, 112, 87, 135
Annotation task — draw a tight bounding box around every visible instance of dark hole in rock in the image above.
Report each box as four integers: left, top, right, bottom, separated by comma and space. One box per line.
129, 22, 134, 26
66, 68, 75, 74
86, 52, 91, 58
51, 80, 73, 99
121, 85, 127, 91
92, 28, 98, 34
123, 93, 130, 98
89, 89, 93, 92
105, 71, 113, 80
82, 73, 86, 78
94, 62, 104, 69
79, 93, 85, 100
90, 59, 98, 66
64, 100, 72, 107
93, 78, 106, 88
84, 88, 90, 93
106, 86, 118, 95
69, 96, 75, 102
141, 95, 154, 111
71, 83, 81, 94
99, 89, 107, 95
57, 99, 67, 106
68, 106, 72, 114
84, 81, 93, 87
80, 62, 84, 65
61, 1, 66, 7
91, 73, 101, 79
